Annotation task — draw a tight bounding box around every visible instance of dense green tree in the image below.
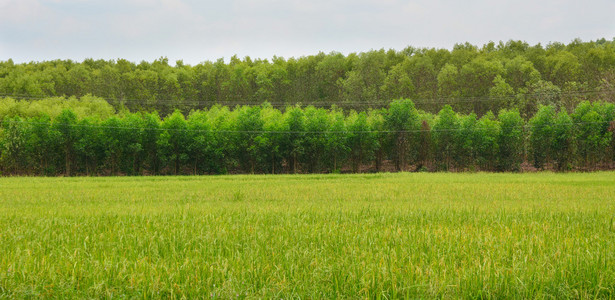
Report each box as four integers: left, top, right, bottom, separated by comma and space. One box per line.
235, 105, 265, 173
529, 105, 556, 169
101, 116, 123, 174
381, 64, 414, 102
496, 109, 524, 171
385, 99, 420, 171
459, 57, 504, 114
551, 111, 575, 171
437, 63, 460, 99
74, 117, 104, 175
341, 51, 386, 103
302, 106, 329, 172
488, 75, 515, 112
416, 119, 432, 171
53, 109, 78, 176
26, 114, 58, 175
157, 110, 189, 174
324, 108, 349, 172
141, 112, 161, 174
433, 105, 459, 170
1, 95, 615, 176
260, 105, 286, 174
455, 113, 478, 169
573, 102, 612, 168
122, 113, 145, 175
185, 110, 211, 174
0, 117, 29, 173
407, 55, 437, 99
346, 111, 378, 173
368, 109, 387, 172
503, 56, 541, 91
206, 105, 236, 174
315, 52, 347, 103
545, 51, 581, 87
520, 80, 561, 119
475, 112, 500, 170
283, 106, 305, 173
1, 39, 615, 116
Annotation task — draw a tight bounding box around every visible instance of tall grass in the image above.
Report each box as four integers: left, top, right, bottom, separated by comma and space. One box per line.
1, 173, 615, 298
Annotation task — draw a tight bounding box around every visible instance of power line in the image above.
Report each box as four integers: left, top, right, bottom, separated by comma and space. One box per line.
2, 119, 613, 135
0, 88, 614, 107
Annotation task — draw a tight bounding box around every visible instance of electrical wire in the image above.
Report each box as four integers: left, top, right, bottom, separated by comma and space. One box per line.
0, 88, 613, 107
2, 119, 613, 135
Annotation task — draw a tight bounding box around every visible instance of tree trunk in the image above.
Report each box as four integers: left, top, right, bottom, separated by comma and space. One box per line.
358, 148, 363, 173
175, 156, 179, 175
134, 153, 138, 175
333, 156, 337, 172
65, 145, 70, 176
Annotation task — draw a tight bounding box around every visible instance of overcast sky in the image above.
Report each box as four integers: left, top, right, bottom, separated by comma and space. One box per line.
1, 0, 614, 65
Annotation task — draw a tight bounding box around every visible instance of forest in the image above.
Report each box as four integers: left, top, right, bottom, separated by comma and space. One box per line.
1, 39, 614, 117
1, 38, 615, 175
0, 96, 613, 176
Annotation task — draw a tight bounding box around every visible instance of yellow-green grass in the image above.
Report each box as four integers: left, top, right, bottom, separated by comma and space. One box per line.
1, 172, 615, 298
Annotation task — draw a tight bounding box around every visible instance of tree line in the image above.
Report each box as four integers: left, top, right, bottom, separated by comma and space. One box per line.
1, 39, 615, 117
1, 97, 614, 176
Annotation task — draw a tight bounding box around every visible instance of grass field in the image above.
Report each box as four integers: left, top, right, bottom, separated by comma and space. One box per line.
1, 173, 615, 298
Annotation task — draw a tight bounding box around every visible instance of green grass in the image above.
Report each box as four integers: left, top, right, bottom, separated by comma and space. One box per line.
1, 172, 615, 298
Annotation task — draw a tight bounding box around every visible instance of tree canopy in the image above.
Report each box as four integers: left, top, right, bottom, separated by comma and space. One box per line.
1, 39, 614, 117
1, 97, 614, 176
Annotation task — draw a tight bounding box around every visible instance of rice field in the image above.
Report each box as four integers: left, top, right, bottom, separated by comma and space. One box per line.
1, 172, 615, 298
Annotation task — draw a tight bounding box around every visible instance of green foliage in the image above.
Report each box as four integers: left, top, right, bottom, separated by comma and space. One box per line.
489, 75, 515, 111
381, 63, 414, 101
551, 111, 575, 171
0, 116, 29, 173
496, 109, 524, 171
529, 105, 556, 169
324, 108, 349, 172
53, 109, 78, 175
283, 106, 305, 173
573, 102, 612, 168
2, 39, 614, 115
437, 63, 460, 99
157, 110, 189, 174
301, 106, 329, 172
475, 112, 501, 171
455, 113, 478, 169
346, 111, 378, 172
0, 97, 614, 175
433, 105, 459, 170
385, 99, 420, 170
0, 95, 115, 121
186, 110, 212, 174
260, 105, 286, 174
235, 105, 265, 173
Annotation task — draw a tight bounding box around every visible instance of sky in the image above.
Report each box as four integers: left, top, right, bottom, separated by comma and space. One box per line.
1, 0, 614, 65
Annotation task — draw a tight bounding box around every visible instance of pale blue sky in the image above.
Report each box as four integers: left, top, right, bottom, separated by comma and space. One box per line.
1, 0, 614, 64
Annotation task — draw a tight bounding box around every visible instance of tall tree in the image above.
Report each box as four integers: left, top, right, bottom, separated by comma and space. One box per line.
433, 105, 459, 170
496, 109, 524, 171
157, 110, 189, 175
53, 109, 78, 176
385, 99, 420, 171
529, 105, 556, 169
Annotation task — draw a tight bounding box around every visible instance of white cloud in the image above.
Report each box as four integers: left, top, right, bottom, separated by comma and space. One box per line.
1, 0, 614, 64
0, 0, 46, 23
